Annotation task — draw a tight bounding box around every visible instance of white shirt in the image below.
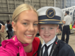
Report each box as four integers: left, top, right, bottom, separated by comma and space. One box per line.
64, 15, 72, 26
0, 23, 2, 25
5, 23, 8, 31
41, 36, 56, 56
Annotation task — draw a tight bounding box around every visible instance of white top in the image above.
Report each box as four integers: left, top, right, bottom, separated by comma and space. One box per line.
64, 15, 72, 26
41, 36, 56, 56
5, 23, 8, 31
0, 23, 2, 25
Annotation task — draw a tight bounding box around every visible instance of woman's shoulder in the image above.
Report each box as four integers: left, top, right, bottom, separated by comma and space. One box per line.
0, 39, 18, 56
32, 37, 41, 48
26, 37, 41, 56
0, 49, 10, 56
33, 37, 40, 44
34, 37, 40, 40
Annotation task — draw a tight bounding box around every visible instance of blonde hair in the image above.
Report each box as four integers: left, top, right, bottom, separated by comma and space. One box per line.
12, 3, 37, 22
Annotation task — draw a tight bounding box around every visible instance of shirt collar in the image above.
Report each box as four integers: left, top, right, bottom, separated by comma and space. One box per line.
42, 36, 56, 47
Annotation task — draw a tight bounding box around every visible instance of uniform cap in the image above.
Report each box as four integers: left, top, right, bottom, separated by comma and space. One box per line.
37, 6, 64, 24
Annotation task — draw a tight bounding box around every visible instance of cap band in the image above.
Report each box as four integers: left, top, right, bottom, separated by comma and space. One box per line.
38, 15, 61, 21
39, 19, 60, 21
39, 21, 62, 24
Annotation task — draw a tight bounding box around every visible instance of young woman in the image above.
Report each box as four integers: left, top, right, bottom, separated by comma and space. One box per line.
0, 4, 40, 56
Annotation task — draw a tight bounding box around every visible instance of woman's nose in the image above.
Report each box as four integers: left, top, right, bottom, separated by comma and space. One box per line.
28, 24, 34, 31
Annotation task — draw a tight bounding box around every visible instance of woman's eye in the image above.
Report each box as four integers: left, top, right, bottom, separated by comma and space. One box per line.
23, 23, 27, 25
41, 28, 44, 29
34, 24, 38, 26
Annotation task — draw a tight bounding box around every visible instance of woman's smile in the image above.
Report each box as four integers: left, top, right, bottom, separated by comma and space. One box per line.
25, 34, 33, 39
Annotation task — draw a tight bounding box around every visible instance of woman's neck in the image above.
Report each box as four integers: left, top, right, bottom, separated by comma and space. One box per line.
24, 43, 32, 52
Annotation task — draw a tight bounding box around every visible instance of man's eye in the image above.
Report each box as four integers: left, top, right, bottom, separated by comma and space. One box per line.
50, 28, 53, 29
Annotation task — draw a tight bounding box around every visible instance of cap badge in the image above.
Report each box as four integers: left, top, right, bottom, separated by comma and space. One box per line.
46, 8, 55, 18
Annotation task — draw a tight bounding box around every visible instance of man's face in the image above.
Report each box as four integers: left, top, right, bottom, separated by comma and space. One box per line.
39, 24, 58, 43
65, 13, 67, 15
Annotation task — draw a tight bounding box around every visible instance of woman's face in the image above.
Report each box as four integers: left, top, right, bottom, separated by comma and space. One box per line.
39, 24, 58, 43
12, 10, 38, 44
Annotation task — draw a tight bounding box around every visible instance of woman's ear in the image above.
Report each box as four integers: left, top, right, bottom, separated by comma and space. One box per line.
12, 21, 16, 31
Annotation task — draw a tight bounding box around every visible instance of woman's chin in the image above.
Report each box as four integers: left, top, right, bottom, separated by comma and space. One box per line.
25, 40, 33, 44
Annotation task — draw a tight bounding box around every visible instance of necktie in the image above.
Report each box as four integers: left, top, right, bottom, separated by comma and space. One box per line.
43, 44, 51, 56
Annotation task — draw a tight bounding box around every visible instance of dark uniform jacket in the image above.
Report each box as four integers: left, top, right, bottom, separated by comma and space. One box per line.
37, 38, 75, 56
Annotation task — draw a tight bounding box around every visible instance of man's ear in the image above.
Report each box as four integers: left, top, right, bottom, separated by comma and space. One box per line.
12, 21, 16, 31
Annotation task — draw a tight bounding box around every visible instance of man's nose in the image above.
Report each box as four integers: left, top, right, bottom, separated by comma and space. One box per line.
45, 28, 49, 34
